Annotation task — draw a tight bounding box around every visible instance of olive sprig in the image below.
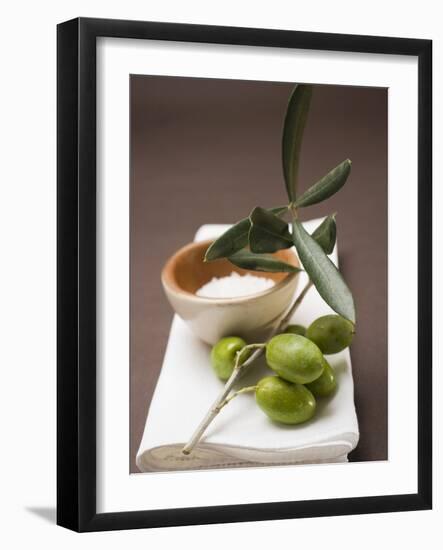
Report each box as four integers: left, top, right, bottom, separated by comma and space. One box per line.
182, 84, 356, 455
204, 84, 355, 324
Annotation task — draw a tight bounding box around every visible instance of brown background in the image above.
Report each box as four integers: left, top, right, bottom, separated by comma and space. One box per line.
130, 76, 388, 473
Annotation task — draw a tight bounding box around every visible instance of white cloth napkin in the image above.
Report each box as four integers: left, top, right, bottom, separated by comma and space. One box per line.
136, 219, 359, 472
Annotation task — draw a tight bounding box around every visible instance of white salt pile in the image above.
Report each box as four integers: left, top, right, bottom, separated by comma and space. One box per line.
196, 272, 275, 298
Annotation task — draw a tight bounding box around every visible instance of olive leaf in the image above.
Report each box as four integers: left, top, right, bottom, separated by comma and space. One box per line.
282, 84, 313, 202
249, 207, 292, 254
292, 219, 355, 323
204, 206, 287, 261
229, 250, 300, 273
295, 159, 351, 207
311, 214, 337, 255
204, 218, 250, 261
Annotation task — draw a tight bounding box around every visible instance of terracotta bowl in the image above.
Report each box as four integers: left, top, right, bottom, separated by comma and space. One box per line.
161, 240, 300, 345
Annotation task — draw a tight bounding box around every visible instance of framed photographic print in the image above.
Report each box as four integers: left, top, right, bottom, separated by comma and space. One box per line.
57, 17, 432, 531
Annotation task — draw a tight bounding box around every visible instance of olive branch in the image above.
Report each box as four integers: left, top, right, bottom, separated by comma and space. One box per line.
182, 84, 355, 455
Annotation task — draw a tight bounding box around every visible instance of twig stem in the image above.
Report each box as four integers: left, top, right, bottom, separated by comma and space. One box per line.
218, 385, 258, 410
181, 344, 264, 455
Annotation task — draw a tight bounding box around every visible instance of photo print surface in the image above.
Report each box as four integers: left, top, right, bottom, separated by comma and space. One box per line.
130, 76, 387, 473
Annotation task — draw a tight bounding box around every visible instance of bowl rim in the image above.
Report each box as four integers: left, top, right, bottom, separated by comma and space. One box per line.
161, 239, 300, 305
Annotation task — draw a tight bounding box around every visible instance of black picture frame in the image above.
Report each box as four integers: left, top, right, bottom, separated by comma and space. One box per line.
57, 17, 432, 532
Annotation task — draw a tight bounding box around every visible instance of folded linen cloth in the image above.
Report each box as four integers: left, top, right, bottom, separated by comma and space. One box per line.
136, 219, 359, 472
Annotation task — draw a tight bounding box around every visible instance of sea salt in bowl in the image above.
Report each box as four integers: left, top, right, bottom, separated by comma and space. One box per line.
161, 240, 300, 345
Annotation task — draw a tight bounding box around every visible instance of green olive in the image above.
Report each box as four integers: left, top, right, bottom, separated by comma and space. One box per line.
306, 359, 337, 397
255, 375, 316, 424
284, 324, 306, 337
306, 315, 355, 354
266, 333, 324, 384
210, 336, 249, 380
